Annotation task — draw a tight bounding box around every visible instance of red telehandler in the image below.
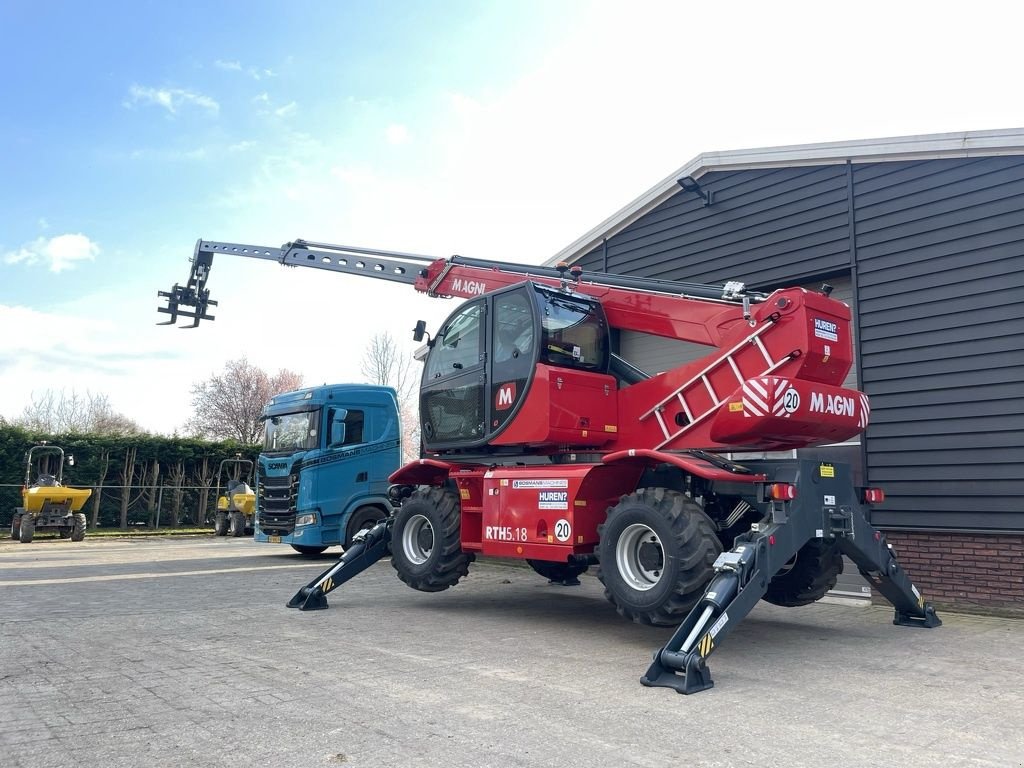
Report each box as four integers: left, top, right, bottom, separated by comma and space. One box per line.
159, 238, 940, 694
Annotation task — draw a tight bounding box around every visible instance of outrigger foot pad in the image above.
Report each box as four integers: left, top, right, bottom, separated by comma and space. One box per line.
287, 585, 329, 611
894, 602, 942, 628
640, 650, 714, 695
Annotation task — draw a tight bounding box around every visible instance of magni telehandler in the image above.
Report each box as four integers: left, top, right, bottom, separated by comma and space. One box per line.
158, 238, 940, 693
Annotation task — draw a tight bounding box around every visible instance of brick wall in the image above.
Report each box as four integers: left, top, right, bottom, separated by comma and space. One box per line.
883, 531, 1024, 616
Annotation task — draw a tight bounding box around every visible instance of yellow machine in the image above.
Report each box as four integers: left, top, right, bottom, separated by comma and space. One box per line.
12, 445, 92, 543
213, 457, 255, 537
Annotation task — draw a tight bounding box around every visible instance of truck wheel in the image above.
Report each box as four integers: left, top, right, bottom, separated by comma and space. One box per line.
71, 514, 87, 542
526, 559, 589, 586
59, 526, 72, 538
345, 506, 385, 549
213, 512, 228, 537
597, 488, 721, 626
763, 540, 843, 607
19, 515, 35, 544
391, 486, 474, 593
290, 545, 328, 556
11, 514, 21, 541
229, 511, 246, 537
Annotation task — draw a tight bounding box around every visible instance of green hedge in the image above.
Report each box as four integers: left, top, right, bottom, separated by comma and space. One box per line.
0, 425, 258, 530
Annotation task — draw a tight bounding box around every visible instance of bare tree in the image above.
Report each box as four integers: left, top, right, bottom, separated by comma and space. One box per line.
89, 447, 112, 528
185, 358, 303, 443
193, 457, 215, 526
167, 461, 187, 528
360, 332, 421, 462
118, 446, 138, 530
15, 390, 143, 435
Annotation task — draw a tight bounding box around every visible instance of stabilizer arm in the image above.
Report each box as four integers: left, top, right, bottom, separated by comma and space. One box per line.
287, 518, 393, 611
641, 459, 940, 694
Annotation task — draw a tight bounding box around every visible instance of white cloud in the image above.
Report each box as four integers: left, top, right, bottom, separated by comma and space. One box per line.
274, 101, 297, 118
214, 59, 242, 71
3, 233, 100, 272
125, 85, 219, 115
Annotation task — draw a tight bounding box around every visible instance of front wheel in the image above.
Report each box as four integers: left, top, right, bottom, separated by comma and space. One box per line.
11, 514, 22, 541
19, 515, 35, 544
763, 540, 843, 607
213, 512, 228, 537
597, 488, 721, 626
390, 486, 474, 592
71, 514, 87, 542
229, 511, 247, 537
345, 506, 386, 549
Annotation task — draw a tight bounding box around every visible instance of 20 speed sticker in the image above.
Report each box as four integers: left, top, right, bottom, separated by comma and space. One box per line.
553, 519, 571, 542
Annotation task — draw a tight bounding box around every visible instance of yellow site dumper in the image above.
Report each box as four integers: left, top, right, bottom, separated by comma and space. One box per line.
12, 445, 91, 543
213, 457, 255, 537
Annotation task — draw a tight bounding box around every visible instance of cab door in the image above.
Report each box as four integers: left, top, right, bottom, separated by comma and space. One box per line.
487, 286, 538, 436
420, 300, 486, 451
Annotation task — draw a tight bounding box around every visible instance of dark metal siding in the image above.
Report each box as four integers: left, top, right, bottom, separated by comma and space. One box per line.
853, 157, 1024, 531
579, 155, 1024, 532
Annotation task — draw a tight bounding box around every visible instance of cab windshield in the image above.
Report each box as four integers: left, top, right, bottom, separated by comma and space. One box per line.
262, 410, 318, 453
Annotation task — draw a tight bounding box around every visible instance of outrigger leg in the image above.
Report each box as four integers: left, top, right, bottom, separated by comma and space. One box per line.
287, 518, 393, 611
641, 459, 941, 694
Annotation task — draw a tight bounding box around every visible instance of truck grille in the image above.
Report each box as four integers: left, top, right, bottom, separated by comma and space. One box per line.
258, 474, 298, 535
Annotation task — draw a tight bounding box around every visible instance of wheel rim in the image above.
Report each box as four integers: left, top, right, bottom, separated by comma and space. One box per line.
402, 514, 434, 565
615, 522, 665, 591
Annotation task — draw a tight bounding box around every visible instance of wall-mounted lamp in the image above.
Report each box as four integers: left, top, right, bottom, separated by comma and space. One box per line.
677, 175, 714, 206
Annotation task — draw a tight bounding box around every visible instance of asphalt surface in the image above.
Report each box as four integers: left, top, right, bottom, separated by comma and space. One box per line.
0, 536, 1021, 768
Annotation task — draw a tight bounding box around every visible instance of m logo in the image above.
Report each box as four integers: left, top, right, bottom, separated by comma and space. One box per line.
495, 382, 517, 410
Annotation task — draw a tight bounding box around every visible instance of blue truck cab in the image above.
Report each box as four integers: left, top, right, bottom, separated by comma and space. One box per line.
253, 383, 402, 555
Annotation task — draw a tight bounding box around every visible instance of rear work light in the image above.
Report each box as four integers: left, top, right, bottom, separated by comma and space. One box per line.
862, 488, 886, 504
768, 483, 797, 501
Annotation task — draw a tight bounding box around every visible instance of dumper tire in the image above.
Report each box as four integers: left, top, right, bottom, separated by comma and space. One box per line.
763, 539, 844, 607
71, 514, 87, 542
391, 486, 474, 593
11, 514, 21, 541
58, 527, 72, 538
19, 515, 35, 544
213, 512, 229, 537
527, 559, 589, 585
229, 511, 246, 537
597, 488, 721, 627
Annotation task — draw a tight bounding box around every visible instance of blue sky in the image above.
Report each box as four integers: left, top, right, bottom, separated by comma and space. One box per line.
3, 0, 1023, 433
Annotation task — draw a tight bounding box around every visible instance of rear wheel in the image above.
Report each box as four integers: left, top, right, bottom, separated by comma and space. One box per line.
19, 515, 35, 544
70, 514, 86, 542
213, 512, 228, 537
59, 526, 72, 539
526, 559, 589, 586
11, 514, 21, 541
229, 511, 246, 537
345, 506, 386, 549
290, 544, 328, 556
763, 540, 843, 607
391, 486, 474, 592
597, 488, 721, 626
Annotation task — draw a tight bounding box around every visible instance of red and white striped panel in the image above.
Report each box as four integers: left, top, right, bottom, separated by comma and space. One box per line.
742, 377, 791, 419
859, 393, 871, 429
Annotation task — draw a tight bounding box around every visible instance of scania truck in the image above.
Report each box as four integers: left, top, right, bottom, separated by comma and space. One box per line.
254, 383, 402, 555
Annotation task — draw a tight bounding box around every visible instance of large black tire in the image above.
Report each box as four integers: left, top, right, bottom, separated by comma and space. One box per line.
70, 513, 87, 542
19, 515, 35, 544
345, 506, 386, 549
59, 526, 72, 539
763, 540, 844, 607
390, 486, 474, 592
11, 514, 21, 541
291, 544, 328, 556
597, 488, 721, 627
526, 559, 589, 585
213, 512, 229, 537
229, 511, 247, 537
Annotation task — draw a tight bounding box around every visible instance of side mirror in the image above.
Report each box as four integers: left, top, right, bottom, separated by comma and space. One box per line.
66, 454, 75, 467
412, 320, 428, 343
330, 418, 347, 447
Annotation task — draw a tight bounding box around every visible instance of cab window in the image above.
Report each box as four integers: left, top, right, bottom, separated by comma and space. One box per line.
425, 302, 483, 379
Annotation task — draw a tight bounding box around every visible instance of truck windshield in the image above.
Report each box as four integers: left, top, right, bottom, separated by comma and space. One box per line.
263, 410, 318, 452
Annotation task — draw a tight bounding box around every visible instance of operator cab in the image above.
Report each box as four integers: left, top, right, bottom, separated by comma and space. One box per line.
419, 281, 610, 452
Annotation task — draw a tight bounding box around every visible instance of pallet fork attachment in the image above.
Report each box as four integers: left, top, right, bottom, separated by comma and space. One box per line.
287, 518, 394, 611
641, 459, 941, 695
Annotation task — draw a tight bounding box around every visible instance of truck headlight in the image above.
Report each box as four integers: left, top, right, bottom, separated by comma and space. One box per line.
295, 513, 317, 527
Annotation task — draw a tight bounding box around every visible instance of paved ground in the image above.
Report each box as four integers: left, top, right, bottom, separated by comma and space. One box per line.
0, 536, 1021, 768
